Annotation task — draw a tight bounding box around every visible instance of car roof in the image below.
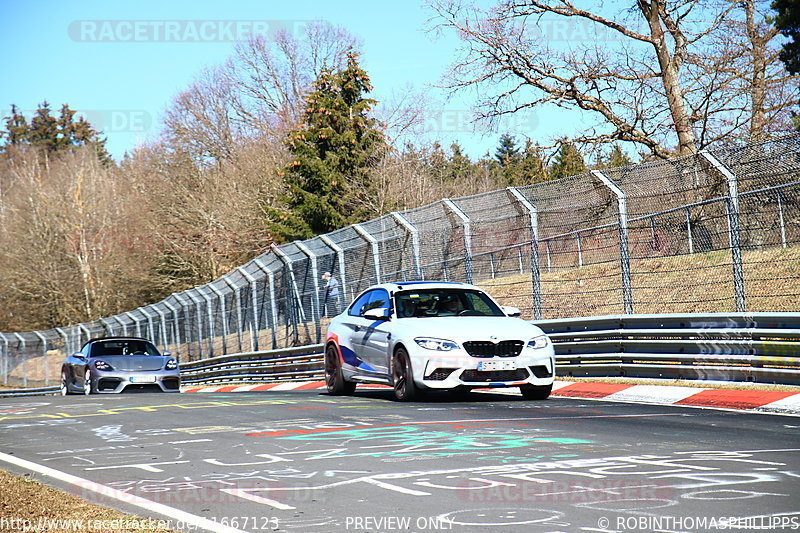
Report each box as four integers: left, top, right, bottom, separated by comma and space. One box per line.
369, 281, 484, 292
82, 337, 154, 348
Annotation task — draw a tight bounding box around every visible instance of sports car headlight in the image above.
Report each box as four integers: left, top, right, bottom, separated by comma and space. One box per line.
526, 335, 550, 350
94, 360, 113, 371
165, 358, 178, 370
414, 337, 459, 351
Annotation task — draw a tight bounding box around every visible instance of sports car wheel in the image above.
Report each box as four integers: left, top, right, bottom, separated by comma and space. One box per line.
325, 344, 355, 395
60, 372, 70, 396
520, 383, 552, 400
83, 369, 93, 395
392, 347, 419, 402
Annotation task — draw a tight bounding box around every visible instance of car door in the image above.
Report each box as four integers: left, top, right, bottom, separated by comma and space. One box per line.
358, 289, 392, 375
339, 290, 375, 371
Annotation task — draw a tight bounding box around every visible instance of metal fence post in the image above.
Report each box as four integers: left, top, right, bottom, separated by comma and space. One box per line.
271, 245, 305, 345
701, 151, 747, 313
112, 316, 127, 336
353, 224, 382, 284
392, 212, 423, 280
0, 333, 7, 385
184, 291, 205, 359
140, 307, 156, 343
508, 187, 543, 320
197, 288, 216, 357
777, 189, 787, 248
99, 318, 115, 336
125, 312, 141, 338
207, 285, 229, 354
79, 324, 92, 346
296, 242, 322, 344
33, 331, 49, 386
223, 276, 244, 354
174, 292, 198, 360
237, 267, 261, 352
319, 235, 348, 302
253, 257, 279, 349
162, 300, 181, 358
152, 306, 169, 351
442, 199, 474, 284
14, 333, 27, 387
55, 327, 70, 358
592, 170, 633, 314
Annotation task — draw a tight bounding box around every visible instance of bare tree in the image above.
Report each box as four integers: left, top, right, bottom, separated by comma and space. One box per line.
429, 0, 798, 158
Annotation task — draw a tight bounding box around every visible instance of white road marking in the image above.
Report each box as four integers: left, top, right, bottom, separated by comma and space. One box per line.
0, 451, 249, 533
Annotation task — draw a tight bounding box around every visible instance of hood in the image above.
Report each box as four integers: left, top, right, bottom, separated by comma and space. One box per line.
92, 355, 167, 371
394, 316, 544, 344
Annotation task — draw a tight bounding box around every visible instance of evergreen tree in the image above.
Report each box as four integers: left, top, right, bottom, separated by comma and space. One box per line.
494, 133, 520, 166
1, 101, 111, 163
549, 141, 587, 179
446, 143, 472, 182
773, 0, 800, 74
606, 144, 633, 168
517, 140, 549, 185
267, 52, 386, 242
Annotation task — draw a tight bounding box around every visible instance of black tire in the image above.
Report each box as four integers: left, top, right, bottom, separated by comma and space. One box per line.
83, 369, 93, 395
520, 383, 552, 400
60, 371, 70, 396
392, 347, 419, 402
325, 344, 356, 395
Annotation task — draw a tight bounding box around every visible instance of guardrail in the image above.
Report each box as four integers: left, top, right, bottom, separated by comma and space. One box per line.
537, 312, 800, 385
3, 313, 797, 396
0, 386, 61, 397
179, 344, 324, 385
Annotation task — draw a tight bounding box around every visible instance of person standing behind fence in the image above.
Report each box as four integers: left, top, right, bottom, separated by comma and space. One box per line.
321, 272, 341, 317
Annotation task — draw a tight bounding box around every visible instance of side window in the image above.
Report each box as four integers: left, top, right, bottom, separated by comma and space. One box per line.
348, 291, 374, 317
364, 290, 390, 314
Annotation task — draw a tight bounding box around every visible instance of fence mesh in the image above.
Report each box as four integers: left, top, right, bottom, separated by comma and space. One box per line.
2, 134, 800, 387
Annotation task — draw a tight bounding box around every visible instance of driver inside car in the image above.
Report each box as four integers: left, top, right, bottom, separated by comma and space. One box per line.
438, 295, 463, 316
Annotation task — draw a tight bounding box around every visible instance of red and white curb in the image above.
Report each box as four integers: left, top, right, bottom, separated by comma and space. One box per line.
182, 380, 800, 416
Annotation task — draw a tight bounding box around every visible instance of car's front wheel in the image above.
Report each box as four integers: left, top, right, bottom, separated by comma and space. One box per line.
392, 347, 419, 402
325, 344, 356, 395
83, 369, 93, 395
520, 383, 552, 400
60, 371, 70, 396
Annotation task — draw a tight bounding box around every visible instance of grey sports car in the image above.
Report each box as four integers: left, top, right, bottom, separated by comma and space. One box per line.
60, 337, 180, 395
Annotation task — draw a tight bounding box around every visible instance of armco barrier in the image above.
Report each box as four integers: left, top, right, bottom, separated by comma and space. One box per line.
538, 312, 800, 384
4, 313, 796, 395
177, 312, 800, 387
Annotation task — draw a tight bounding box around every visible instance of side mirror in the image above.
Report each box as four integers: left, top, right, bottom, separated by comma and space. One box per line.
363, 308, 391, 321
163, 350, 172, 357
502, 306, 521, 317
73, 353, 87, 361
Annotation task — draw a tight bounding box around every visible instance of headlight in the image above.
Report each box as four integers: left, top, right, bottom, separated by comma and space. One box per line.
526, 335, 550, 350
94, 360, 113, 371
414, 337, 459, 351
165, 358, 178, 370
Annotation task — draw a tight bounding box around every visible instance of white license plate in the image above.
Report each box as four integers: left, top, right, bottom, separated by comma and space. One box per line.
477, 360, 516, 371
130, 376, 156, 383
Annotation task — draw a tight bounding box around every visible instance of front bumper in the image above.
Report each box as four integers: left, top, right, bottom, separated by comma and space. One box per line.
90, 369, 181, 393
410, 345, 556, 389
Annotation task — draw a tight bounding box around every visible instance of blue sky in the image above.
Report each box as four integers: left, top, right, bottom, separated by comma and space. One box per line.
0, 0, 565, 160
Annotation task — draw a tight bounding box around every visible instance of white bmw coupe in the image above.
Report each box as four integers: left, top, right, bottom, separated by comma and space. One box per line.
324, 281, 555, 401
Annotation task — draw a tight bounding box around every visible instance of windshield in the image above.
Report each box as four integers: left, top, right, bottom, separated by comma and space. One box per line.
394, 289, 505, 318
90, 340, 160, 357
